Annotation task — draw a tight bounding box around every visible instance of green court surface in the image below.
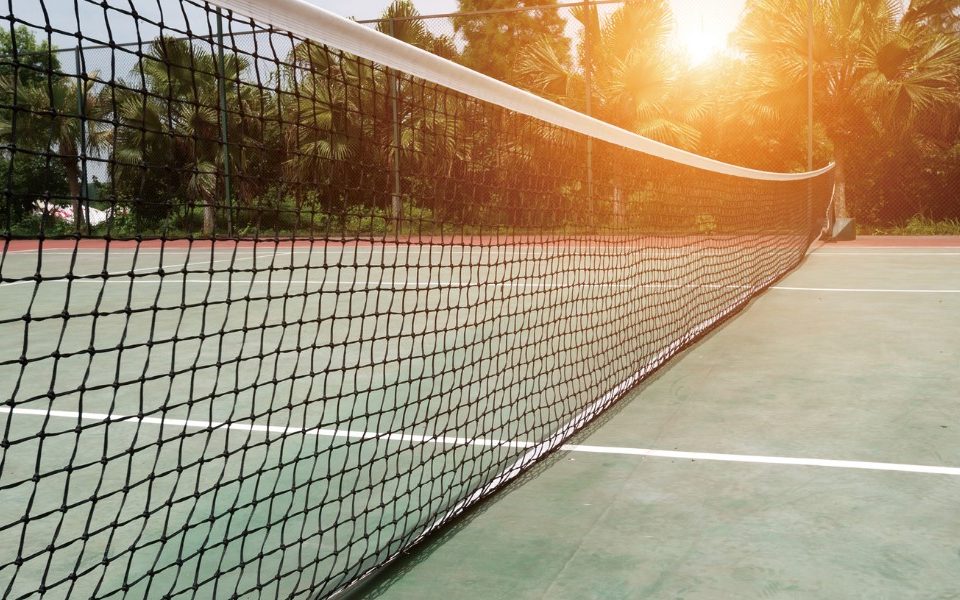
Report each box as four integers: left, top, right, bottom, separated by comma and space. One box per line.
353, 238, 960, 599
0, 239, 810, 598
2, 238, 957, 598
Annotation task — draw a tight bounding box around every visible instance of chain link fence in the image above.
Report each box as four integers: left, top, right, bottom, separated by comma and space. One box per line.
4, 0, 958, 233
360, 0, 960, 233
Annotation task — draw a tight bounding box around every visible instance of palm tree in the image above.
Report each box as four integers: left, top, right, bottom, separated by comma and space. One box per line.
733, 0, 960, 217
515, 1, 704, 149
279, 40, 361, 222
279, 1, 465, 232
0, 51, 106, 229
513, 2, 708, 226
108, 37, 268, 236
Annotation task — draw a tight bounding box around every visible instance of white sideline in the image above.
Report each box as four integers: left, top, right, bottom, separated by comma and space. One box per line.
564, 445, 960, 476
773, 286, 960, 293
812, 252, 960, 256
0, 251, 293, 288
2, 405, 958, 477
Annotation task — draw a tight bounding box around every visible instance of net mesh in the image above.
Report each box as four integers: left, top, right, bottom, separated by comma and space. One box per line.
0, 1, 833, 598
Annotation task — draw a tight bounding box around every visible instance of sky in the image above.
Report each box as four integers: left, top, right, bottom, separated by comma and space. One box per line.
309, 0, 748, 64
6, 0, 749, 68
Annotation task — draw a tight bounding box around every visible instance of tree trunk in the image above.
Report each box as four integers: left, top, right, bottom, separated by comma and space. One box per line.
203, 197, 216, 237
62, 157, 84, 230
833, 154, 849, 219
612, 186, 623, 223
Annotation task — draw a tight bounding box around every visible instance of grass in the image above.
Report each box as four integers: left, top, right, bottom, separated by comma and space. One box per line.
859, 215, 960, 236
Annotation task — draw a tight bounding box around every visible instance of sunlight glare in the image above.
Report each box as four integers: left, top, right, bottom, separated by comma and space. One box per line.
678, 28, 728, 65
669, 0, 746, 66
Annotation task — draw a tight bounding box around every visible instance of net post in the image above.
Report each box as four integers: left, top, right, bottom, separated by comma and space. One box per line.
387, 18, 402, 237
75, 45, 90, 234
216, 8, 234, 237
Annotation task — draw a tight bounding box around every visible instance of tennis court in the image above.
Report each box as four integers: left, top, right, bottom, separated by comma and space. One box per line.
354, 237, 960, 599
1, 235, 815, 598
4, 237, 957, 598
2, 0, 957, 598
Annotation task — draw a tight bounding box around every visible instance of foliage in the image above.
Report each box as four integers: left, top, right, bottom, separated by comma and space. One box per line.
378, 0, 460, 60
0, 26, 61, 87
0, 26, 106, 231
2, 2, 959, 237
862, 215, 960, 235
731, 0, 960, 219
515, 2, 704, 149
454, 0, 570, 86
0, 152, 69, 229
106, 36, 280, 234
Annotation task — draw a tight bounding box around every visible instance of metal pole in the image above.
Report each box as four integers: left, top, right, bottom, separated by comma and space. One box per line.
355, 0, 626, 24
75, 46, 90, 232
388, 18, 402, 235
807, 0, 821, 238
583, 2, 594, 213
217, 9, 234, 236
807, 0, 814, 172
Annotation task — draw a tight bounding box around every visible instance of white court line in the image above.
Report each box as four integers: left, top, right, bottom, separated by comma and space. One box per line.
564, 445, 960, 476
774, 286, 960, 294
823, 246, 960, 250
812, 252, 960, 256
0, 251, 294, 288
2, 405, 957, 477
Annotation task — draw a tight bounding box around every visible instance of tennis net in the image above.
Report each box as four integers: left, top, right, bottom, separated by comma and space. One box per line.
0, 0, 834, 597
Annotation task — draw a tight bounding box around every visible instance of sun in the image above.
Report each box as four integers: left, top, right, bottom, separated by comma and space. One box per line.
678, 29, 728, 65
669, 0, 745, 66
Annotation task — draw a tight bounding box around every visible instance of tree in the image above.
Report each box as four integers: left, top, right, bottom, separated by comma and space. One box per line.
377, 0, 459, 60
0, 26, 104, 229
733, 0, 960, 218
276, 1, 467, 232
515, 1, 704, 148
108, 37, 274, 235
0, 26, 59, 88
455, 0, 570, 87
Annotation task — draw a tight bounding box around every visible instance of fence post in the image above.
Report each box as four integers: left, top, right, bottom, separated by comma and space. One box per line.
216, 8, 234, 237
583, 2, 594, 219
807, 1, 814, 172
75, 46, 90, 233
387, 18, 403, 236
806, 0, 816, 235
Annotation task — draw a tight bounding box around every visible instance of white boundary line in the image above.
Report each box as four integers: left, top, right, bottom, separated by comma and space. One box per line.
0, 251, 293, 288
564, 445, 960, 476
773, 286, 960, 294
2, 406, 957, 477
822, 246, 960, 250
812, 252, 960, 256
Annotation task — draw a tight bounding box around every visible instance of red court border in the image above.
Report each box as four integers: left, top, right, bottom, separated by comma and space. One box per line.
824, 236, 960, 248
4, 234, 816, 252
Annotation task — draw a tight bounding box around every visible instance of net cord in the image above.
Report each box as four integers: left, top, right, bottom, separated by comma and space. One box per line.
209, 0, 833, 183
